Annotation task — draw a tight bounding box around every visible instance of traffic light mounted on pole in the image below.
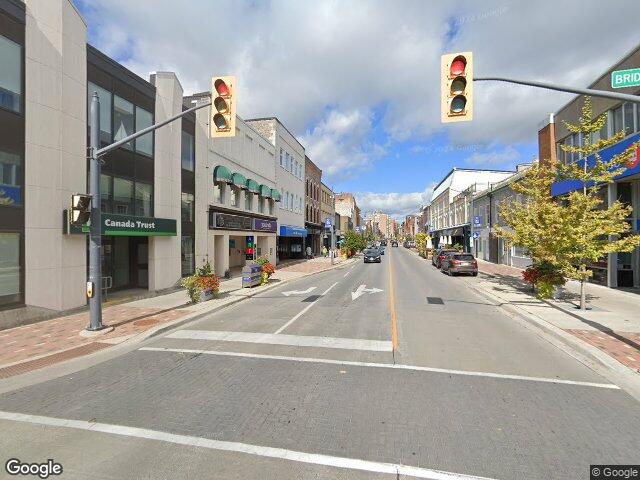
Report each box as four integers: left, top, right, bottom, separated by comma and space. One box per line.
441, 52, 473, 123
210, 76, 236, 138
69, 193, 92, 227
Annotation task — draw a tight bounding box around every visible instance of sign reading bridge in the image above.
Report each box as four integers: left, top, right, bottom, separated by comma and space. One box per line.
611, 68, 640, 89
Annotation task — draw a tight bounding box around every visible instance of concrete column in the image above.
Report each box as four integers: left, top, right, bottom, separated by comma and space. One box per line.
24, 0, 87, 311
607, 182, 618, 288
148, 72, 183, 291
214, 233, 229, 277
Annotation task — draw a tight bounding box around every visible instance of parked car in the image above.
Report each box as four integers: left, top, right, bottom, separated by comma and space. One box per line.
363, 248, 382, 263
441, 253, 478, 276
381, 240, 387, 246
391, 241, 398, 247
432, 248, 457, 268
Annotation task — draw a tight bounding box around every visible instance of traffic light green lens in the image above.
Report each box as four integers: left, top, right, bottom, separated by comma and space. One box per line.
214, 97, 229, 113
213, 113, 228, 129
450, 77, 466, 95
450, 95, 466, 114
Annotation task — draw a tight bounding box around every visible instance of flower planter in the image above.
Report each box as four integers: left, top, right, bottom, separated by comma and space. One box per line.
200, 289, 216, 301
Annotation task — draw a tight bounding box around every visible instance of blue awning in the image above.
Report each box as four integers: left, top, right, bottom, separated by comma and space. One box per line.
279, 225, 307, 237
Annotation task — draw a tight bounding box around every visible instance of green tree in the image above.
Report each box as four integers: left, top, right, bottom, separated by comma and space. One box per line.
497, 97, 640, 308
341, 229, 367, 255
415, 232, 428, 257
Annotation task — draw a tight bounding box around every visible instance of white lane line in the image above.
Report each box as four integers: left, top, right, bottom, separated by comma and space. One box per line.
166, 329, 392, 352
274, 281, 339, 334
139, 347, 620, 389
0, 411, 494, 480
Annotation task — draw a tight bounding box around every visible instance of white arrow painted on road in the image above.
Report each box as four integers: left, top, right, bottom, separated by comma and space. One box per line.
282, 286, 317, 297
351, 284, 384, 301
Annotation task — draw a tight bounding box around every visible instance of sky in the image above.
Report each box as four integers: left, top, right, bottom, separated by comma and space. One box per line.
74, 0, 640, 218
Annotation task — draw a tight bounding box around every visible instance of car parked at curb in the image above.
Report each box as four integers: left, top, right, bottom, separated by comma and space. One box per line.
432, 248, 457, 268
363, 248, 382, 263
441, 252, 478, 276
391, 241, 398, 247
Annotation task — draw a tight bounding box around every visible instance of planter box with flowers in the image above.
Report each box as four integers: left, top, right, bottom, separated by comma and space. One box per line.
255, 256, 275, 285
181, 262, 220, 303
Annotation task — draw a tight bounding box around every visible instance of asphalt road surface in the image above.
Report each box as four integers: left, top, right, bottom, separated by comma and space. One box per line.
1, 247, 638, 479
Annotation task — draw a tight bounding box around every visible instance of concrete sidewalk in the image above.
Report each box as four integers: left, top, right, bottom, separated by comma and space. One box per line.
473, 259, 640, 374
0, 256, 356, 379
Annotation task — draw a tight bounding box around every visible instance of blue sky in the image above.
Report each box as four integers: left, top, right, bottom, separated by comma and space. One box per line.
74, 0, 639, 217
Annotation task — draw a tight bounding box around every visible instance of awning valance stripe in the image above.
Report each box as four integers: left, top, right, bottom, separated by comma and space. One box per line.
259, 185, 272, 198
213, 165, 232, 183
231, 172, 247, 189
246, 179, 260, 193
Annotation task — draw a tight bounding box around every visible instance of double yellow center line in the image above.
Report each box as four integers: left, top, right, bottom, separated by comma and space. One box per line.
387, 249, 399, 352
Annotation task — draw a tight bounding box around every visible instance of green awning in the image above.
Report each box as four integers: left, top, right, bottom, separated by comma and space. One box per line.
246, 179, 260, 193
213, 165, 232, 183
259, 185, 272, 198
231, 172, 247, 189
271, 189, 281, 201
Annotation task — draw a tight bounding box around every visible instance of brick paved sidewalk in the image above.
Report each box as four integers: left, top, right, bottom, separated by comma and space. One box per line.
475, 259, 640, 374
0, 258, 356, 379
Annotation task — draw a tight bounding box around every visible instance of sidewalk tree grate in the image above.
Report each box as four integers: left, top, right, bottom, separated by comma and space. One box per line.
427, 297, 444, 305
302, 295, 321, 302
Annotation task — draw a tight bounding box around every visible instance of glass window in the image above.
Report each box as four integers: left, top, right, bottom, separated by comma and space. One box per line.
612, 105, 623, 136
269, 200, 274, 216
113, 95, 134, 150
245, 192, 253, 211
100, 174, 112, 213
0, 232, 20, 305
181, 131, 195, 171
280, 148, 284, 167
87, 82, 112, 143
623, 102, 635, 134
181, 236, 194, 277
230, 187, 239, 207
135, 106, 153, 156
258, 196, 264, 213
0, 35, 22, 113
617, 182, 633, 212
181, 192, 194, 222
213, 182, 224, 204
0, 150, 21, 206
135, 182, 152, 217
113, 177, 134, 214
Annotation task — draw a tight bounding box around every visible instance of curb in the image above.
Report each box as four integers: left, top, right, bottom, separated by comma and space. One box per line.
467, 280, 640, 402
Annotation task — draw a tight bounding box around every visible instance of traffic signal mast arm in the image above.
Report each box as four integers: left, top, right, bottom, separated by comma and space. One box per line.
474, 76, 640, 104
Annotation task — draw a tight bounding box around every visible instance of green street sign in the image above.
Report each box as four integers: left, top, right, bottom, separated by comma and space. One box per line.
64, 211, 177, 236
611, 68, 640, 89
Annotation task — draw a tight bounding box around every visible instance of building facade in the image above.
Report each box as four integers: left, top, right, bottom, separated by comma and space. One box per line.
539, 44, 640, 289
247, 117, 306, 261
320, 182, 335, 250
304, 156, 322, 255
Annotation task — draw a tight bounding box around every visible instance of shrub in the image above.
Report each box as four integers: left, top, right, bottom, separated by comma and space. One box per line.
182, 261, 220, 303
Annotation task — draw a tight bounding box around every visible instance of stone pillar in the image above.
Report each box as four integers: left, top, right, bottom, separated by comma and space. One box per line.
214, 233, 229, 277
149, 72, 183, 291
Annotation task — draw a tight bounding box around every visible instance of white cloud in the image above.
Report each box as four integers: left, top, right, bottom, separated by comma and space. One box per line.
77, 0, 640, 178
465, 146, 519, 167
356, 184, 435, 218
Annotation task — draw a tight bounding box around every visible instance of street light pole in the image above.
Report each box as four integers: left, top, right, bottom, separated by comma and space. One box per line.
87, 92, 103, 331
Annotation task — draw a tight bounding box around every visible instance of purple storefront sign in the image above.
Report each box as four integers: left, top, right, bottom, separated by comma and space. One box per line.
253, 219, 277, 233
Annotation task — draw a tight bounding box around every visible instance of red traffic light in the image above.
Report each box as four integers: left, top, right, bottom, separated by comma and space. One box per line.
214, 79, 230, 97
450, 56, 467, 77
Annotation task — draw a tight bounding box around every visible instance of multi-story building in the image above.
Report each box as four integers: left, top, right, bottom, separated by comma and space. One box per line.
335, 192, 360, 245
304, 156, 322, 255
429, 168, 514, 250
539, 44, 640, 289
472, 164, 532, 268
320, 182, 335, 250
403, 215, 416, 238
246, 117, 306, 260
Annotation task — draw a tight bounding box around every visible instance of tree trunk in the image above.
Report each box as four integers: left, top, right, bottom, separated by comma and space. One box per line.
579, 264, 587, 310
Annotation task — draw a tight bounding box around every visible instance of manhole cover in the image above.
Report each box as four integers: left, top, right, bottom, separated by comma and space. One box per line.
427, 297, 444, 305
133, 318, 160, 327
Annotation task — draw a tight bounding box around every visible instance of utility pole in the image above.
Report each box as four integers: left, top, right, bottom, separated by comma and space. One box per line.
87, 92, 102, 331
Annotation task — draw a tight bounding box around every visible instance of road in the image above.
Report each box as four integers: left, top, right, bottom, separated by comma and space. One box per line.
1, 247, 638, 479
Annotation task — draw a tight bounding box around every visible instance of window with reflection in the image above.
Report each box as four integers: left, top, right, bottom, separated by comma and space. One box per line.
181, 131, 195, 171
135, 182, 152, 216
113, 177, 134, 214
0, 35, 21, 113
245, 192, 253, 211
100, 174, 112, 213
87, 82, 112, 143
0, 232, 20, 305
230, 187, 239, 207
213, 182, 225, 204
135, 106, 153, 156
114, 95, 134, 150
181, 192, 194, 222
0, 150, 21, 206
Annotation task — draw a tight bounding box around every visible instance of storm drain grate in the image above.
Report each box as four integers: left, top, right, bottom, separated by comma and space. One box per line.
427, 297, 444, 305
302, 295, 321, 302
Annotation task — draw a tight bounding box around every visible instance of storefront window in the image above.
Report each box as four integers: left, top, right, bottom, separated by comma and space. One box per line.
135, 106, 153, 156
0, 150, 21, 206
258, 196, 264, 213
0, 35, 21, 113
87, 82, 112, 143
245, 192, 253, 211
623, 102, 635, 134
213, 182, 224, 204
181, 192, 194, 222
230, 187, 239, 207
135, 182, 152, 217
114, 95, 134, 150
0, 232, 20, 305
181, 236, 194, 276
100, 174, 112, 213
612, 105, 623, 136
181, 131, 195, 171
113, 177, 134, 214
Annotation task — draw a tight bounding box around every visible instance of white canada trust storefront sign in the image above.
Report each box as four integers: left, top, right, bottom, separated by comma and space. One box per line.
68, 213, 177, 236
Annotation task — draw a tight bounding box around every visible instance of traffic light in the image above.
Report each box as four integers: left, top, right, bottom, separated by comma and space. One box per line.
70, 194, 92, 227
210, 76, 236, 138
441, 52, 473, 123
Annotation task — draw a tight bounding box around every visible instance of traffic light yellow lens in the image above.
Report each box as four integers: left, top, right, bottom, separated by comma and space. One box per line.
213, 113, 228, 130
450, 77, 466, 95
214, 97, 229, 113
450, 95, 466, 114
